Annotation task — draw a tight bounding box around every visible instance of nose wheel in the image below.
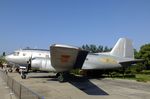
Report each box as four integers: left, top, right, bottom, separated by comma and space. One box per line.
57, 73, 64, 82
21, 73, 26, 79
19, 66, 27, 79
56, 72, 70, 82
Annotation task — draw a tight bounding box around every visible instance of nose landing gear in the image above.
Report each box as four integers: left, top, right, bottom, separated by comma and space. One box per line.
19, 66, 27, 79
21, 72, 26, 79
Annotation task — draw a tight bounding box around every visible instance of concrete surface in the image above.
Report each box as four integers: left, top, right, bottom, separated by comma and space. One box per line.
6, 72, 150, 99
0, 77, 17, 99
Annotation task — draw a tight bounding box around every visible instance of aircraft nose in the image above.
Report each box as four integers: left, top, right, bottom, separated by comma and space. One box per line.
5, 55, 11, 61
5, 55, 8, 61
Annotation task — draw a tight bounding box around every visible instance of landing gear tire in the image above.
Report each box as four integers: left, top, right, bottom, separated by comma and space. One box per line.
16, 68, 20, 73
21, 74, 26, 79
20, 70, 27, 79
56, 73, 60, 78
8, 69, 12, 73
57, 73, 64, 82
19, 66, 28, 79
57, 72, 69, 82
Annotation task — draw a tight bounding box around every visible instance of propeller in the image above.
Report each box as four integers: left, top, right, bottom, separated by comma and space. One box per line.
27, 55, 32, 73
2, 52, 6, 57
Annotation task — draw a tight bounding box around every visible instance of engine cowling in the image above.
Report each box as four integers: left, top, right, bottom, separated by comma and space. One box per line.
31, 57, 55, 71
30, 58, 41, 69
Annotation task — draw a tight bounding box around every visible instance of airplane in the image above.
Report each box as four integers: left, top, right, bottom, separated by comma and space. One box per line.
5, 49, 50, 75
5, 38, 143, 82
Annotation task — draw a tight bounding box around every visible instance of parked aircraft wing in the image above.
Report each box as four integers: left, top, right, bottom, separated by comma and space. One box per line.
50, 44, 88, 72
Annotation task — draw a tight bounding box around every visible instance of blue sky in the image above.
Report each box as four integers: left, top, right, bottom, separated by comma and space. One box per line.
0, 0, 150, 54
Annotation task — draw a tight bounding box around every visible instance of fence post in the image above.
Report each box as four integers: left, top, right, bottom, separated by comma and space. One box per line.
12, 79, 13, 92
19, 84, 21, 99
7, 75, 8, 86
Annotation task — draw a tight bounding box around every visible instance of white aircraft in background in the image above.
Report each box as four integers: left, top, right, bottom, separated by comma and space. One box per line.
5, 38, 143, 82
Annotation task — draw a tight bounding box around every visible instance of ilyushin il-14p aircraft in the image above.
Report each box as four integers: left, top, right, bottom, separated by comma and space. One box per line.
5, 38, 143, 82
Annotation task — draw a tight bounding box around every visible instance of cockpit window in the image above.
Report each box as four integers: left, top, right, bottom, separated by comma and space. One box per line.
13, 52, 19, 56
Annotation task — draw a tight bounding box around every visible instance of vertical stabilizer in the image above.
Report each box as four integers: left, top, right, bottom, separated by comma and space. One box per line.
110, 38, 134, 58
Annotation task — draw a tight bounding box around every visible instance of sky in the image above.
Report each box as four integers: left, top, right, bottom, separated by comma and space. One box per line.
0, 0, 150, 54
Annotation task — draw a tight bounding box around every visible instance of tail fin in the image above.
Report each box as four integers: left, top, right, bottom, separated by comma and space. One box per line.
110, 38, 134, 58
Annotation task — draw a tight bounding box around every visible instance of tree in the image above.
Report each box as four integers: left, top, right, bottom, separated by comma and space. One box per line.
104, 46, 111, 52
82, 44, 111, 53
98, 45, 103, 52
136, 44, 150, 70
128, 49, 145, 73
0, 55, 6, 65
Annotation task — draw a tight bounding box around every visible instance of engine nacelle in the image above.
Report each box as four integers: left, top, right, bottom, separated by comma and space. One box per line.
31, 57, 55, 71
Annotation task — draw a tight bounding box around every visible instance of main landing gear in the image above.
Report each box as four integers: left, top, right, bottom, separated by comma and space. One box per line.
20, 67, 27, 79
56, 72, 70, 82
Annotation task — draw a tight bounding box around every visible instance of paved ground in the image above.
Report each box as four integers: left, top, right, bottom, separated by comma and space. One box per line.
0, 77, 17, 99
6, 72, 150, 99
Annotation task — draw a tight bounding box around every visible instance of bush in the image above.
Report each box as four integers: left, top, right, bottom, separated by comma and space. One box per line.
136, 78, 147, 82
140, 70, 150, 74
71, 69, 80, 75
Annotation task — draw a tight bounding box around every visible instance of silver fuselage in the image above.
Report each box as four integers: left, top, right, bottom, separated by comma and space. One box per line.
5, 49, 131, 71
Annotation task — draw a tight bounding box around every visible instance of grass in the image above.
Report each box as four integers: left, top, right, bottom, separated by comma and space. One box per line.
140, 70, 150, 75
70, 69, 150, 83
111, 74, 150, 82
135, 74, 150, 82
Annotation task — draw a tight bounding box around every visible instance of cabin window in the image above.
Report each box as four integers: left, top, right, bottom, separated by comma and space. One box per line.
23, 53, 26, 56
14, 52, 19, 56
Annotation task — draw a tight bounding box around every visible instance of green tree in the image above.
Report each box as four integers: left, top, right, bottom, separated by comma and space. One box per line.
82, 44, 111, 53
136, 44, 150, 70
104, 46, 111, 52
0, 55, 6, 65
98, 45, 103, 52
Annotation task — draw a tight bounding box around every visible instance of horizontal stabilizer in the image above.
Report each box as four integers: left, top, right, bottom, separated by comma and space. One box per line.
119, 59, 144, 65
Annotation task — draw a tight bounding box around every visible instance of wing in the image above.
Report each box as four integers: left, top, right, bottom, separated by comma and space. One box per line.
50, 44, 88, 72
